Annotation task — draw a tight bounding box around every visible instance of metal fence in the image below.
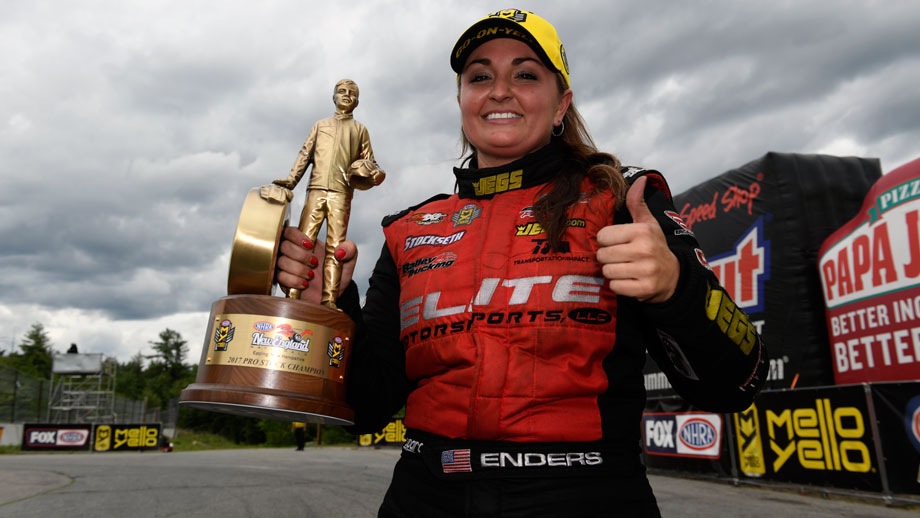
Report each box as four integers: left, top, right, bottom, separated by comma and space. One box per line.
0, 365, 164, 424
0, 365, 48, 423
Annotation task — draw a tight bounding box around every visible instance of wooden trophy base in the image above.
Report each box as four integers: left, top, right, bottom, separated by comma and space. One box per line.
179, 294, 355, 425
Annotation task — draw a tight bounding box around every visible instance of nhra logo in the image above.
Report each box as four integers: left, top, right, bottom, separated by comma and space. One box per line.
643, 413, 722, 459
678, 419, 718, 452
58, 430, 87, 445
253, 321, 274, 332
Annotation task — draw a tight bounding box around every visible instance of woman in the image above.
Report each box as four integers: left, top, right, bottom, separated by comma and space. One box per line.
277, 9, 767, 517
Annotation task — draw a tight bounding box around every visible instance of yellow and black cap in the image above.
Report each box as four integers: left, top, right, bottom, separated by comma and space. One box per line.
450, 9, 570, 88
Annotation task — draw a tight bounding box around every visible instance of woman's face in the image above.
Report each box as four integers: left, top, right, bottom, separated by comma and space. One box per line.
458, 38, 572, 168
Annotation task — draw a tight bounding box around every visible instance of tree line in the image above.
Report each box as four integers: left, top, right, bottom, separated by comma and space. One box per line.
0, 322, 354, 446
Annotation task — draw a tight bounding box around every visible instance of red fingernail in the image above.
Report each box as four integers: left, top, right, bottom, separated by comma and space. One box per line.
309, 256, 318, 267
301, 279, 309, 288
306, 270, 315, 280
302, 239, 313, 249
335, 248, 346, 260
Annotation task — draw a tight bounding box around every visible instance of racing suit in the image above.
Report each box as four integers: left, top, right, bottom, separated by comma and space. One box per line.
338, 141, 767, 517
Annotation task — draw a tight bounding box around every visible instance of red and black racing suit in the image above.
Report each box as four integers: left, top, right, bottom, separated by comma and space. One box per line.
337, 141, 767, 517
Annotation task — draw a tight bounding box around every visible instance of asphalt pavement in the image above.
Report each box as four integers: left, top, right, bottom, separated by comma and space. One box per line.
0, 447, 917, 517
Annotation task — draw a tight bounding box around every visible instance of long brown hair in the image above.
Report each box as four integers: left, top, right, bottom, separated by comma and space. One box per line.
459, 74, 627, 251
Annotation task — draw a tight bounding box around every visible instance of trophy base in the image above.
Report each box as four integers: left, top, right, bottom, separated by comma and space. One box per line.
179, 294, 355, 425
180, 384, 354, 425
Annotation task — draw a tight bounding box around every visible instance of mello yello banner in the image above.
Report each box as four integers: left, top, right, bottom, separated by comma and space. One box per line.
819, 157, 920, 384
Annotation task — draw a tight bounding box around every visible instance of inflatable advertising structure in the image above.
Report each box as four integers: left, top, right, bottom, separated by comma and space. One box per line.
646, 152, 881, 396
818, 157, 920, 385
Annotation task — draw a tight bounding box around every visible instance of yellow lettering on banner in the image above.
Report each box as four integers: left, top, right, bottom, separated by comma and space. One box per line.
94, 425, 111, 452
766, 398, 872, 473
358, 419, 406, 446
108, 426, 160, 450
733, 405, 765, 476
835, 406, 871, 472
114, 428, 129, 450
375, 420, 406, 444
767, 409, 796, 472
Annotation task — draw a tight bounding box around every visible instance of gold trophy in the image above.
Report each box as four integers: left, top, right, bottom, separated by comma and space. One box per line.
180, 80, 385, 424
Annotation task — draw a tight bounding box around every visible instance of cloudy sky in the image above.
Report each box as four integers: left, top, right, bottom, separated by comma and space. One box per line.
2, 0, 918, 365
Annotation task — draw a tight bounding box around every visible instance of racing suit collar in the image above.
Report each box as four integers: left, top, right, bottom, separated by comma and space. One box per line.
454, 141, 564, 199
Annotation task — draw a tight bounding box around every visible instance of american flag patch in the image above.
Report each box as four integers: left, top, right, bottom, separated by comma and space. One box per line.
441, 449, 472, 473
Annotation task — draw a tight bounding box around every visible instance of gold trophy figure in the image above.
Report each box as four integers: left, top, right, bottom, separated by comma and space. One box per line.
270, 79, 385, 308
180, 80, 384, 425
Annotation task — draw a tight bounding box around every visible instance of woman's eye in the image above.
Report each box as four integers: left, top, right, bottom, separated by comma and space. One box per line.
516, 70, 538, 80
469, 72, 491, 83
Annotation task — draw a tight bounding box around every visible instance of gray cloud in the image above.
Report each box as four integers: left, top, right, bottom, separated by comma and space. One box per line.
1, 0, 918, 360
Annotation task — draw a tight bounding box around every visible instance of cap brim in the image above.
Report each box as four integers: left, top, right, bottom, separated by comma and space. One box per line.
450, 18, 552, 75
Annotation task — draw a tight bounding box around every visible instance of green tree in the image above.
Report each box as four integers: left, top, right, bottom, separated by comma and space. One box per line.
0, 323, 55, 379
115, 352, 146, 400
142, 328, 194, 410
147, 329, 189, 378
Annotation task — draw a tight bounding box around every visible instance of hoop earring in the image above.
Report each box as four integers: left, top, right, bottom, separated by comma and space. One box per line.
552, 121, 565, 137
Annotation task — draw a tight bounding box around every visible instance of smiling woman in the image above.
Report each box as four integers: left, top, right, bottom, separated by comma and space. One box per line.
270, 8, 768, 517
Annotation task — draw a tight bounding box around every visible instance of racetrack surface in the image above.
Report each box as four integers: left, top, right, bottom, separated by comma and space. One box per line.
0, 447, 916, 517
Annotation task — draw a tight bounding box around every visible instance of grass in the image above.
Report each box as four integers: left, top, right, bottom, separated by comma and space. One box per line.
169, 429, 256, 452
0, 444, 20, 455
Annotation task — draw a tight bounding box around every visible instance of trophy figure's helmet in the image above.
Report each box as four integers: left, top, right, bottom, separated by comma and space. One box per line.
348, 159, 386, 190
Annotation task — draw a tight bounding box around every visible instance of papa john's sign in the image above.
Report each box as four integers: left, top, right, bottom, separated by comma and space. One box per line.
819, 157, 920, 384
